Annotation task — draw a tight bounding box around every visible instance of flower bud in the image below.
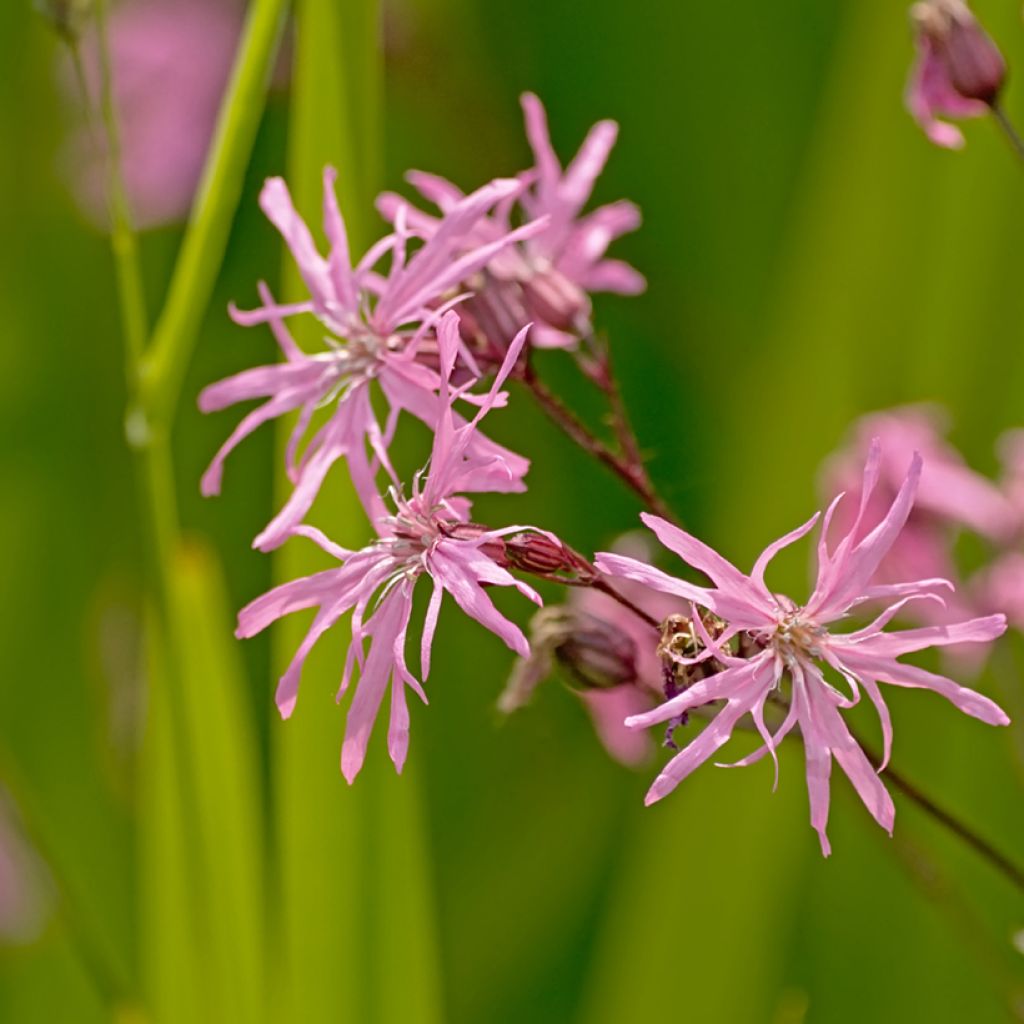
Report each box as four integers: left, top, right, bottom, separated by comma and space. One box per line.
498, 607, 638, 714
520, 266, 589, 334
500, 530, 596, 581
552, 611, 638, 692
912, 0, 1006, 104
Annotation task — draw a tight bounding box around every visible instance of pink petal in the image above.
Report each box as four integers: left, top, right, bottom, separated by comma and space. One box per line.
837, 648, 1009, 725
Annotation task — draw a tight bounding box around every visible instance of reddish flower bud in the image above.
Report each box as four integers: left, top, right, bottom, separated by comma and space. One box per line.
498, 607, 638, 715
907, 1, 1007, 148
912, 0, 1006, 104
500, 530, 596, 581
552, 611, 638, 692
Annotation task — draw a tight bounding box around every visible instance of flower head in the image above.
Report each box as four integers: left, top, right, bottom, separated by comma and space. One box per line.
236, 313, 543, 781
377, 93, 644, 352
906, 0, 1006, 149
200, 169, 544, 550
597, 442, 1008, 854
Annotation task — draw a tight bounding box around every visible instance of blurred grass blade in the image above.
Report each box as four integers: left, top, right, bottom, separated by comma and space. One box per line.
272, 3, 443, 1023
576, 757, 805, 1024
140, 542, 266, 1024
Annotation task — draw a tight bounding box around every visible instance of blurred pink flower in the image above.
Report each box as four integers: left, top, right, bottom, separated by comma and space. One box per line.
0, 796, 49, 945
377, 92, 644, 351
201, 170, 543, 550
237, 313, 543, 781
906, 0, 1005, 150
822, 407, 1013, 648
597, 442, 1008, 854
66, 0, 243, 229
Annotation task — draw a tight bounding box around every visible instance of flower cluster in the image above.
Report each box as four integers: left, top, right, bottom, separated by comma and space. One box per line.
203, 95, 1012, 854
202, 96, 641, 778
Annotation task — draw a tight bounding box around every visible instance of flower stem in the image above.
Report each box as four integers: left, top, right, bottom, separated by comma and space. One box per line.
94, 0, 148, 371
519, 364, 676, 522
991, 103, 1024, 165
136, 0, 289, 432
858, 735, 1024, 894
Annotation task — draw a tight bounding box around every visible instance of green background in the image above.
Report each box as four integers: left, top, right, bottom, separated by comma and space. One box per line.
2, 0, 1024, 1020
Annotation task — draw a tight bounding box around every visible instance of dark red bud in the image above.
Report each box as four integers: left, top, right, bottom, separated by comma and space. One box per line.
520, 268, 589, 333
914, 0, 1006, 104
553, 612, 638, 691
501, 531, 595, 581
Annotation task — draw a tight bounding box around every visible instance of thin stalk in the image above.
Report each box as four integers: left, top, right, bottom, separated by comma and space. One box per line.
520, 366, 676, 522
94, 0, 148, 371
992, 103, 1024, 164
137, 0, 289, 431
858, 734, 1024, 893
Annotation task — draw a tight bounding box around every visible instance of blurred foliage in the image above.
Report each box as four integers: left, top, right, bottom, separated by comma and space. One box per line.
3, 0, 1024, 1021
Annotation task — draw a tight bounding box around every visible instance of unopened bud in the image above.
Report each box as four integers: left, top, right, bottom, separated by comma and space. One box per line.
552, 611, 638, 692
912, 0, 1006, 104
34, 0, 93, 43
501, 530, 595, 582
498, 606, 638, 714
521, 266, 589, 334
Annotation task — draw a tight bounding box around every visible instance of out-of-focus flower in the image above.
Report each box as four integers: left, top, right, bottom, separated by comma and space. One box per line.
0, 795, 50, 945
975, 552, 1024, 631
236, 314, 544, 781
501, 534, 678, 766
377, 92, 644, 353
974, 430, 1024, 630
201, 170, 545, 551
906, 0, 1006, 149
822, 406, 1014, 654
64, 0, 243, 229
597, 442, 1008, 854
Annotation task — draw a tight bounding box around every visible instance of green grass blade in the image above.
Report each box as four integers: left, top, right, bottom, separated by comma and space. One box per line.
271, 3, 444, 1023
139, 542, 266, 1024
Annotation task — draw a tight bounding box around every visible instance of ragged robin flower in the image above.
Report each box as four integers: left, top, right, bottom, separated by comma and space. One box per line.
597, 441, 1008, 854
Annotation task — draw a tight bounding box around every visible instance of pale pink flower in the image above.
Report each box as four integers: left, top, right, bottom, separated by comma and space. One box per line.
974, 430, 1024, 630
377, 92, 644, 351
65, 0, 243, 228
906, 0, 1005, 150
236, 314, 543, 781
975, 552, 1024, 632
200, 169, 544, 550
822, 407, 1014, 648
597, 442, 1008, 854
0, 796, 49, 945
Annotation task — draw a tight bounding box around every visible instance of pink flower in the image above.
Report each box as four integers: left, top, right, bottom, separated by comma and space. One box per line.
906, 0, 1005, 150
377, 93, 644, 351
236, 313, 543, 781
200, 169, 544, 550
597, 442, 1008, 854
65, 0, 243, 228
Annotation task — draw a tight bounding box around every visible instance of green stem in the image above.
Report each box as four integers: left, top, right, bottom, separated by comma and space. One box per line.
136, 0, 289, 432
94, 0, 148, 371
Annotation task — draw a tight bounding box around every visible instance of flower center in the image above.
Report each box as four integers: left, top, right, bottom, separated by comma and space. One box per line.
770, 611, 828, 666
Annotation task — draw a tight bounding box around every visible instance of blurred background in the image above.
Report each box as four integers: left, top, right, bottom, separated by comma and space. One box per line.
3, 0, 1024, 1020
